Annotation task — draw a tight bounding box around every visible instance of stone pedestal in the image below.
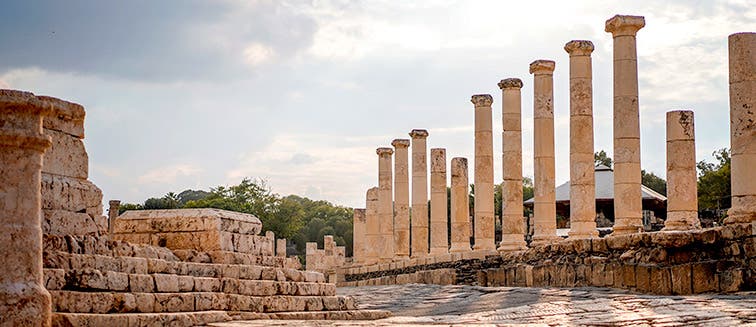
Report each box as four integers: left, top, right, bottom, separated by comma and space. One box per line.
663, 110, 701, 230
471, 94, 496, 251
377, 147, 394, 262
392, 139, 411, 258
430, 148, 448, 255
450, 158, 472, 253
410, 129, 429, 257
108, 199, 120, 235
497, 78, 528, 252
0, 90, 53, 326
529, 60, 561, 246
352, 208, 366, 263
606, 15, 645, 234
364, 187, 380, 264
565, 40, 599, 239
725, 32, 756, 224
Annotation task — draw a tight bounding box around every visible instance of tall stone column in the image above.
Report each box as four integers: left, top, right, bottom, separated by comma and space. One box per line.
663, 110, 701, 230
471, 94, 495, 251
450, 158, 472, 253
725, 32, 756, 224
497, 78, 527, 252
352, 208, 366, 263
108, 199, 120, 235
364, 187, 380, 264
376, 147, 394, 262
392, 139, 411, 258
530, 60, 560, 246
429, 148, 448, 255
0, 90, 53, 326
410, 129, 429, 257
605, 15, 645, 234
565, 40, 599, 239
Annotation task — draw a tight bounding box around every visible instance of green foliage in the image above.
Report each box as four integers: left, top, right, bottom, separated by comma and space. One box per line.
641, 170, 667, 195
594, 150, 613, 168
697, 148, 731, 212
118, 202, 143, 214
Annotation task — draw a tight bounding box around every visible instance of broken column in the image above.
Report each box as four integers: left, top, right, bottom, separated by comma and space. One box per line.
0, 90, 53, 326
497, 78, 528, 252
605, 15, 646, 234
377, 147, 394, 262
364, 187, 380, 264
410, 129, 429, 257
565, 40, 599, 239
449, 158, 472, 253
276, 238, 287, 257
392, 139, 411, 259
430, 148, 448, 255
352, 208, 366, 263
664, 110, 701, 230
108, 199, 120, 235
725, 32, 756, 224
530, 60, 560, 246
471, 94, 495, 251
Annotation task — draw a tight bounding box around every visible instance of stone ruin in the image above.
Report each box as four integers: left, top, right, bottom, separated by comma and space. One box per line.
305, 236, 346, 283
0, 90, 389, 326
343, 16, 756, 294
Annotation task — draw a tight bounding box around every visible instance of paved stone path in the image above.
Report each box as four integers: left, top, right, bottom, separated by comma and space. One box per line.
212, 284, 756, 326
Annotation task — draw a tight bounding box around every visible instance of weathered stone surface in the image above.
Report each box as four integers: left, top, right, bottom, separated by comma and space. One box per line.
39, 95, 86, 138
43, 209, 104, 236
42, 128, 88, 179
410, 129, 429, 257
472, 95, 496, 251
41, 173, 102, 216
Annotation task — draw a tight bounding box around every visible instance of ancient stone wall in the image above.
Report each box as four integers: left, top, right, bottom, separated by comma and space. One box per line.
306, 236, 346, 280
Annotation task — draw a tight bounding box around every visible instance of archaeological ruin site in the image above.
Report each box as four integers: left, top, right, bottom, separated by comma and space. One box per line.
1, 14, 755, 326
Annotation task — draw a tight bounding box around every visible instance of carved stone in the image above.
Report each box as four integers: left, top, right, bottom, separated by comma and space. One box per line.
471, 94, 495, 251
664, 110, 701, 231
498, 79, 527, 252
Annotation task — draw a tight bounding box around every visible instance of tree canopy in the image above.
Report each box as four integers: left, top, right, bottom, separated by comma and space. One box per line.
697, 148, 731, 214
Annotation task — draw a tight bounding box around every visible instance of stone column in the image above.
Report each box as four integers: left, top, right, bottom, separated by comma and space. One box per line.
410, 129, 429, 257
605, 15, 645, 234
364, 187, 380, 264
108, 199, 120, 235
530, 60, 560, 246
565, 40, 599, 239
725, 32, 756, 224
450, 157, 472, 253
497, 78, 528, 252
0, 90, 53, 326
471, 94, 495, 251
376, 147, 394, 262
429, 148, 448, 255
664, 110, 701, 230
276, 238, 287, 257
392, 139, 411, 258
352, 208, 366, 263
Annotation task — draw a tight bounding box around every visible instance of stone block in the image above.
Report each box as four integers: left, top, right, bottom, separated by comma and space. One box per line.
42, 129, 88, 179
129, 274, 155, 293
40, 95, 85, 138
154, 293, 195, 312
692, 262, 718, 293
134, 293, 156, 313
591, 263, 605, 287
43, 209, 102, 236
671, 264, 692, 295
635, 265, 651, 292
304, 297, 324, 311
622, 264, 636, 288
719, 269, 744, 292
651, 231, 693, 248
193, 277, 221, 292
263, 296, 306, 312
44, 268, 66, 290
605, 234, 632, 250
41, 174, 102, 215
153, 274, 180, 292
195, 293, 227, 311
113, 293, 137, 313
104, 270, 129, 291
177, 275, 194, 292
650, 266, 672, 295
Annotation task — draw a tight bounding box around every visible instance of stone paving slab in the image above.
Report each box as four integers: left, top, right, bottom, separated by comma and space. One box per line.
210, 284, 756, 326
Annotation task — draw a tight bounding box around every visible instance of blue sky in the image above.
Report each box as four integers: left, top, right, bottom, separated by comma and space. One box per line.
1, 0, 753, 208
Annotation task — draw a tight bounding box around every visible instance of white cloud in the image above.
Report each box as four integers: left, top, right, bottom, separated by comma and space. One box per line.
138, 164, 203, 185
243, 42, 276, 67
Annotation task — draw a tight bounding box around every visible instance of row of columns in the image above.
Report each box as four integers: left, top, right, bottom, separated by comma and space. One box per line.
353, 17, 755, 266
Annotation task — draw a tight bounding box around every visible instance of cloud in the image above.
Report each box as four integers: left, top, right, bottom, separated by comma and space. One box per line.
243, 43, 276, 67
138, 164, 203, 185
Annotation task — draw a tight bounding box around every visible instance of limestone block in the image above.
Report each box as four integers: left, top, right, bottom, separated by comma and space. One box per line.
154, 293, 194, 312
113, 293, 137, 313
304, 297, 324, 311
43, 209, 103, 236
262, 296, 306, 312
193, 277, 221, 292
729, 33, 756, 84
39, 95, 85, 138
44, 268, 66, 290
134, 293, 156, 313
104, 270, 130, 291
153, 274, 180, 293
42, 129, 88, 179
718, 269, 744, 292
66, 268, 107, 290
195, 292, 228, 311
177, 275, 194, 292
41, 173, 102, 215
127, 274, 154, 293
692, 262, 718, 293
240, 265, 263, 280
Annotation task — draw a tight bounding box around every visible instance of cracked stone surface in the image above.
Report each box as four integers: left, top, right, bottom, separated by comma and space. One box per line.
212, 284, 756, 326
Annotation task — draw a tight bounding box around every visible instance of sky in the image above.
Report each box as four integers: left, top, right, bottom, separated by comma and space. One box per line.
1, 0, 753, 208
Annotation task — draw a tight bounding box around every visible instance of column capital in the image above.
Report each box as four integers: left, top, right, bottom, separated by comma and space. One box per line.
471, 94, 493, 107
391, 138, 410, 148
376, 147, 394, 156
605, 15, 645, 37
109, 200, 121, 206
529, 60, 555, 75
409, 129, 429, 139
564, 40, 595, 56
498, 78, 523, 90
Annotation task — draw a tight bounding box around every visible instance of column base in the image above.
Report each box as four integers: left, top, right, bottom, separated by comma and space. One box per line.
663, 211, 701, 231
530, 234, 562, 247
0, 282, 51, 326
429, 247, 448, 256
612, 218, 643, 235
568, 221, 599, 239
724, 201, 756, 224
473, 238, 496, 251
449, 244, 472, 253
497, 234, 527, 252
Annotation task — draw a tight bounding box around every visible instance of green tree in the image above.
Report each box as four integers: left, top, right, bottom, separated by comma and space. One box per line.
697, 148, 731, 212
641, 170, 667, 195
594, 150, 613, 168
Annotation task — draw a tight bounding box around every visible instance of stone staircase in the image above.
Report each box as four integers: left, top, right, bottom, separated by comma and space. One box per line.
43, 234, 386, 326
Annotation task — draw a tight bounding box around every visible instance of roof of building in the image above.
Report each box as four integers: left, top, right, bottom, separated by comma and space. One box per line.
524, 164, 667, 204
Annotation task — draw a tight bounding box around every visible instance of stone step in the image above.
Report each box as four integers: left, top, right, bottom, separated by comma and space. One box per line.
45, 268, 335, 297
228, 309, 392, 321
44, 252, 324, 282
51, 290, 357, 314
52, 311, 232, 326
